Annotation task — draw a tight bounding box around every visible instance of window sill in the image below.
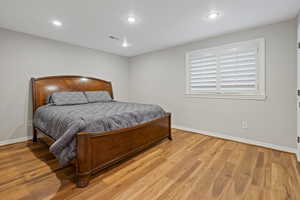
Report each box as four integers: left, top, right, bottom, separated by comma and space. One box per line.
185, 93, 266, 100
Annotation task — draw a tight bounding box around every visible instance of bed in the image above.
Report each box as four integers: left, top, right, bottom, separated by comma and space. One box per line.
31, 75, 171, 187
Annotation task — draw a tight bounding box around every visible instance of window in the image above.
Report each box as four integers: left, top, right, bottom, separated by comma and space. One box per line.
185, 38, 266, 99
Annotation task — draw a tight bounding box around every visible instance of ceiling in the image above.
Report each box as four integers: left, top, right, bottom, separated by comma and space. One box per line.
0, 0, 299, 57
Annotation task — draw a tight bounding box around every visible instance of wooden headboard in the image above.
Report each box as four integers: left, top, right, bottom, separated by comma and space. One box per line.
31, 75, 113, 112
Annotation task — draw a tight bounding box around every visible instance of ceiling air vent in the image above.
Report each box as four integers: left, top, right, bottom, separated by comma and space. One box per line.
108, 35, 120, 41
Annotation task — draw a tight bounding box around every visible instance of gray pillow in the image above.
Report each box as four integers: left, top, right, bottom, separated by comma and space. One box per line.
84, 91, 112, 103
49, 91, 88, 105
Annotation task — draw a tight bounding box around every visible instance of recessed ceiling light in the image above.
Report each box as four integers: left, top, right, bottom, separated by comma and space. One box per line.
122, 43, 128, 48
51, 20, 63, 27
207, 11, 221, 20
122, 38, 131, 48
122, 41, 129, 48
127, 16, 136, 24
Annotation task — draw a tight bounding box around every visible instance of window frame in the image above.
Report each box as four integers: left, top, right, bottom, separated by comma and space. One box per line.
185, 38, 266, 100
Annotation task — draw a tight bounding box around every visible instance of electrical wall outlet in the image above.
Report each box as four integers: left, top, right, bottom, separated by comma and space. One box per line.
242, 120, 248, 129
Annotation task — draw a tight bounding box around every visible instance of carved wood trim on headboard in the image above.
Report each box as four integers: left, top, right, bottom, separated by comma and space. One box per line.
31, 75, 113, 112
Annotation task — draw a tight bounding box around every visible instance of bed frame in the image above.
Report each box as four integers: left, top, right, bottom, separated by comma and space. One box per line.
31, 75, 171, 187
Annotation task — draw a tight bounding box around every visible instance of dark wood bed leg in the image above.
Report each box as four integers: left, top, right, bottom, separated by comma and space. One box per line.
77, 173, 91, 188
167, 113, 172, 140
33, 129, 38, 143
76, 133, 92, 188
31, 78, 38, 143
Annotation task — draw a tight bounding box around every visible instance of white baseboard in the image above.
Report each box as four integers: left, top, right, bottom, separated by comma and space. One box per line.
0, 136, 32, 146
173, 125, 296, 154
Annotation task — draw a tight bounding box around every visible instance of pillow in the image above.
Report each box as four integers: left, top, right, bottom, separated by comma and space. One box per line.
84, 91, 112, 103
49, 91, 88, 105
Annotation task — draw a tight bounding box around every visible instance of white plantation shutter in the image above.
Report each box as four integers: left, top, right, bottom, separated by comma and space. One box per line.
186, 39, 265, 99
219, 48, 257, 92
189, 54, 217, 92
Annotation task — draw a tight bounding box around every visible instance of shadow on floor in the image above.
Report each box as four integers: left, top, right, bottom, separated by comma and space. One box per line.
26, 139, 78, 199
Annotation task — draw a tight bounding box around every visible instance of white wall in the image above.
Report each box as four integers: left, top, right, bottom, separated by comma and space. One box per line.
129, 19, 297, 149
0, 28, 129, 142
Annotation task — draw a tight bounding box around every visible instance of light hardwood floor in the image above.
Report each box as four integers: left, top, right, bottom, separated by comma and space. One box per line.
1, 129, 300, 200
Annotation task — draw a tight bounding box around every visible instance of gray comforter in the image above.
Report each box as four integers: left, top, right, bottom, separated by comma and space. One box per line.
33, 101, 166, 166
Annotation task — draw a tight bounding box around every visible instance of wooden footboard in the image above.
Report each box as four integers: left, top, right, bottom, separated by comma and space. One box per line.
76, 113, 171, 187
